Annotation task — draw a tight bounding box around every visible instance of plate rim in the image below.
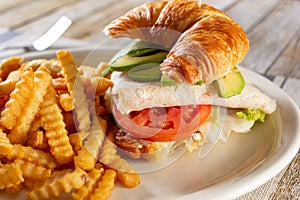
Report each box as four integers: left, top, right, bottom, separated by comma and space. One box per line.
18, 47, 300, 200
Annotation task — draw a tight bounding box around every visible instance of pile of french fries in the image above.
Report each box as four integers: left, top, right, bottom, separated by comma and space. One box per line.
0, 50, 140, 200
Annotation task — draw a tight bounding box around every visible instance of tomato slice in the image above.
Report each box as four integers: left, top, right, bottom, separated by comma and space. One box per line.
113, 104, 211, 142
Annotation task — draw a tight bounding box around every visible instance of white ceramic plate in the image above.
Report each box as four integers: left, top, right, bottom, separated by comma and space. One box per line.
1, 48, 299, 200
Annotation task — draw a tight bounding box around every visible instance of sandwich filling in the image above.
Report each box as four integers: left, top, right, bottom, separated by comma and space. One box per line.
107, 71, 277, 160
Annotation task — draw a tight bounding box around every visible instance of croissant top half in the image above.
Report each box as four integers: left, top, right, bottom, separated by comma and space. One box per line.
104, 0, 249, 84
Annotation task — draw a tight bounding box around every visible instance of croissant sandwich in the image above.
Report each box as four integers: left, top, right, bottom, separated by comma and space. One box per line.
102, 0, 277, 161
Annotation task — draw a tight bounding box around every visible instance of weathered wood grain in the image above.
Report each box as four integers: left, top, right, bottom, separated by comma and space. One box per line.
16, 0, 119, 36
0, 0, 32, 13
226, 0, 281, 32
0, 0, 76, 28
64, 0, 144, 39
267, 29, 300, 79
204, 0, 238, 10
282, 78, 300, 106
241, 1, 300, 74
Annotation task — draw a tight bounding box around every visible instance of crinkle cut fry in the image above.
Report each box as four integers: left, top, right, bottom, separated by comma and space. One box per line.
39, 81, 74, 164
89, 169, 117, 200
109, 155, 140, 188
0, 68, 34, 130
57, 49, 91, 132
74, 146, 95, 171
84, 115, 106, 159
8, 67, 52, 145
99, 135, 140, 188
26, 131, 49, 151
58, 93, 74, 111
0, 162, 24, 190
0, 69, 24, 96
27, 168, 87, 200
21, 59, 62, 78
81, 76, 114, 96
73, 76, 91, 132
99, 137, 118, 165
72, 167, 104, 200
0, 56, 23, 80
56, 50, 78, 95
0, 129, 13, 154
14, 159, 51, 181
74, 116, 106, 171
7, 144, 58, 170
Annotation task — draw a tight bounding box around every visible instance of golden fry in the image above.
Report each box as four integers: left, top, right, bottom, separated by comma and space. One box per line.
72, 167, 104, 200
74, 146, 95, 171
84, 116, 106, 159
0, 80, 18, 95
69, 133, 83, 154
5, 182, 23, 193
73, 77, 91, 132
0, 70, 23, 95
26, 131, 49, 151
14, 159, 51, 181
0, 56, 23, 80
89, 169, 117, 200
57, 50, 91, 132
58, 93, 74, 111
8, 144, 58, 169
99, 137, 118, 165
56, 50, 78, 95
29, 116, 42, 134
93, 77, 114, 95
0, 129, 13, 155
82, 76, 113, 97
23, 59, 62, 78
0, 50, 140, 199
28, 168, 87, 200
0, 163, 24, 190
39, 82, 74, 164
0, 68, 34, 130
21, 59, 46, 71
109, 155, 140, 188
9, 67, 51, 144
52, 77, 67, 91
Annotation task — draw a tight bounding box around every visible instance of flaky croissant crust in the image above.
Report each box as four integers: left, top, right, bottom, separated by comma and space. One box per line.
104, 0, 249, 84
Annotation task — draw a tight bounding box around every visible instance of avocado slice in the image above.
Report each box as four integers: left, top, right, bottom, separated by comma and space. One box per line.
109, 51, 168, 72
127, 40, 166, 57
160, 74, 178, 86
217, 69, 245, 98
127, 63, 162, 82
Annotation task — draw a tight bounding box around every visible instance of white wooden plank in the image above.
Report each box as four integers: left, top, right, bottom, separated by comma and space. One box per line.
267, 31, 300, 79
204, 0, 238, 10
0, 0, 32, 13
282, 78, 300, 107
226, 0, 281, 32
241, 1, 300, 74
63, 0, 145, 39
0, 0, 76, 28
16, 0, 120, 39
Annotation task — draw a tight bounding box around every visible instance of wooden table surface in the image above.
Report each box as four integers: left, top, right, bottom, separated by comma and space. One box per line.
0, 0, 299, 199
